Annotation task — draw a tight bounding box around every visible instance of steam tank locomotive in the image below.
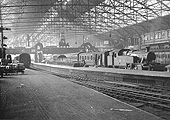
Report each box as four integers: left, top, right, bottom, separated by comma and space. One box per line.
126, 50, 157, 70
106, 49, 166, 70
107, 49, 135, 68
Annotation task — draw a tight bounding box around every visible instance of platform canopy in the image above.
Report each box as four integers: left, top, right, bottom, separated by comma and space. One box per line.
1, 0, 170, 47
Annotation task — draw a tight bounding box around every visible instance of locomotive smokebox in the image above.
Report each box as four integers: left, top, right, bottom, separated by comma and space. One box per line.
130, 50, 156, 63
147, 51, 156, 62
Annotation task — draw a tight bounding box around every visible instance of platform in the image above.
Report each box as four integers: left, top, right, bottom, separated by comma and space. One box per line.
33, 63, 170, 78
32, 63, 170, 87
0, 69, 162, 120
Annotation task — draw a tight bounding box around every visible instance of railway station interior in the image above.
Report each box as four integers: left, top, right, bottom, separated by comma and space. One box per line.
1, 0, 170, 120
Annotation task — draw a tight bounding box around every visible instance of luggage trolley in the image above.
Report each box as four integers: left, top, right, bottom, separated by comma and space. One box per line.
16, 63, 25, 74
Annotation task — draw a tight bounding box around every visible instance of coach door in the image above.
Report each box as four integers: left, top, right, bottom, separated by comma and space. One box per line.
95, 54, 98, 65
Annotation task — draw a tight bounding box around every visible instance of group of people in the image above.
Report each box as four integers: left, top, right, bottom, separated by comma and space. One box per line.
0, 54, 12, 65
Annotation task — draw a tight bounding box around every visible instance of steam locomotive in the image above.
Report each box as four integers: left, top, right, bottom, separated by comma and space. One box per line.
51, 48, 166, 71
106, 49, 158, 70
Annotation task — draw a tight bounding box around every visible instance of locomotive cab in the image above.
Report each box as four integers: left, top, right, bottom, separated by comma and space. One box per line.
113, 49, 134, 68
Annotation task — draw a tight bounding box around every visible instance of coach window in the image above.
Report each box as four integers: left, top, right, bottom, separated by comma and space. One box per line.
168, 30, 170, 38
155, 32, 158, 39
128, 38, 131, 45
85, 56, 86, 60
168, 54, 170, 58
144, 34, 147, 41
160, 45, 164, 49
91, 56, 93, 60
134, 37, 139, 45
150, 33, 154, 40
162, 54, 165, 58
82, 56, 84, 60
146, 34, 150, 41
162, 31, 165, 39
158, 32, 162, 39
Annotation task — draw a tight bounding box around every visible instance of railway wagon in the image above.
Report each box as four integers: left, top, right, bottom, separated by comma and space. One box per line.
19, 53, 31, 68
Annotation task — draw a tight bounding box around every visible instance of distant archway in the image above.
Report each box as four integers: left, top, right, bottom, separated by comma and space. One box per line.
80, 42, 95, 52
35, 42, 43, 51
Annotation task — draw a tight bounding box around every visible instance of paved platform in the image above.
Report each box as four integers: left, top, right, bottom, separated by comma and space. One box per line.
0, 69, 162, 120
34, 63, 170, 78
32, 63, 170, 87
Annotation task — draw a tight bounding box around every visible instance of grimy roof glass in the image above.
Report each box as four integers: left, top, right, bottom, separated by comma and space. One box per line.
1, 0, 170, 47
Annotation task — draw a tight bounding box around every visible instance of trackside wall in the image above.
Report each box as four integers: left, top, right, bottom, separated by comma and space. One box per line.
31, 63, 170, 87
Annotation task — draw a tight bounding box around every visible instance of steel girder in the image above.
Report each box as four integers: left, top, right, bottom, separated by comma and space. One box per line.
1, 0, 170, 47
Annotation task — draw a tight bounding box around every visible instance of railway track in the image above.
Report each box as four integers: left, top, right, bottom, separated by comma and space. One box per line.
47, 70, 170, 111
69, 77, 170, 111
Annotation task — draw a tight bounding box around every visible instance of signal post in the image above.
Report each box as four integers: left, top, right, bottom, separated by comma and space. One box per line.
0, 26, 11, 77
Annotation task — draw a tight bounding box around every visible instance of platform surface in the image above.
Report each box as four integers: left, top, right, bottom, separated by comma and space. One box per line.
36, 63, 170, 78
0, 69, 162, 120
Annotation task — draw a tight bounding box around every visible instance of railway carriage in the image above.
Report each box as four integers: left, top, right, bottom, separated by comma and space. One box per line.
149, 43, 170, 65
54, 51, 104, 67
142, 29, 170, 66
79, 51, 104, 67
52, 52, 84, 67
